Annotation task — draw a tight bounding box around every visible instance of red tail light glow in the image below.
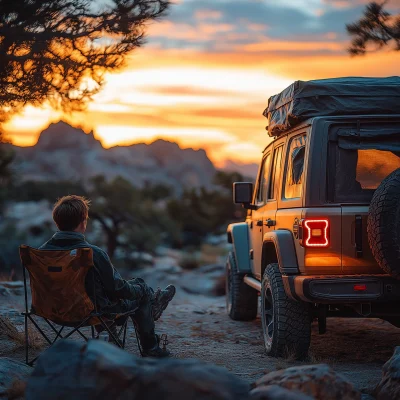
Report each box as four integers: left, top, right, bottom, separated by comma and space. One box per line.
300, 219, 330, 247
353, 284, 367, 292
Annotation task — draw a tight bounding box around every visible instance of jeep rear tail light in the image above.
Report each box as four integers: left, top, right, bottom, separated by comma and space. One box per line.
353, 284, 367, 292
299, 219, 329, 247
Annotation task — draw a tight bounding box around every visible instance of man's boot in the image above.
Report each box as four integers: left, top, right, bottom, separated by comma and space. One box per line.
142, 334, 171, 358
152, 285, 176, 321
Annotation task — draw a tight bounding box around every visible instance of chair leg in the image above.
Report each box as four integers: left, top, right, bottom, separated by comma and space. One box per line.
24, 314, 29, 365
132, 321, 144, 357
63, 317, 91, 340
28, 355, 39, 367
24, 314, 52, 366
51, 326, 65, 344
122, 321, 127, 349
117, 323, 125, 339
28, 315, 52, 345
98, 316, 123, 348
75, 328, 89, 342
44, 318, 65, 339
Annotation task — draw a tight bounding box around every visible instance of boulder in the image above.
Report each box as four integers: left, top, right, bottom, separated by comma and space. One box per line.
26, 340, 250, 400
0, 358, 32, 398
0, 282, 24, 290
196, 264, 225, 274
255, 364, 360, 400
250, 385, 313, 400
0, 282, 24, 297
375, 346, 400, 400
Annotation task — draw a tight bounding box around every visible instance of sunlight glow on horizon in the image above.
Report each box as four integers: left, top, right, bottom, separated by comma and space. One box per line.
5, 65, 292, 163
4, 0, 400, 164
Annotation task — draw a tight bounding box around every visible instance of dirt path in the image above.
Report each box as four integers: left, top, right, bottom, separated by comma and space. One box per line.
1, 267, 399, 397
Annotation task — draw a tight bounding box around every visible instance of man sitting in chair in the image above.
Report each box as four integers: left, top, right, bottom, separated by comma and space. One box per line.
39, 195, 176, 358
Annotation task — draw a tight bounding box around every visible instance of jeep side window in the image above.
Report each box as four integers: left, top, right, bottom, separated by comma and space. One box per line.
256, 153, 271, 205
268, 146, 283, 200
285, 134, 307, 199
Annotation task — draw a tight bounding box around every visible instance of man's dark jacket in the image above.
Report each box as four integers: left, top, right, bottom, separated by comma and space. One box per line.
40, 231, 142, 311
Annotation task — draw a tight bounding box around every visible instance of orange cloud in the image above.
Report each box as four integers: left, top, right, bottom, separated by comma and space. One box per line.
125, 47, 400, 78
194, 9, 222, 20
143, 86, 237, 97
5, 27, 400, 165
148, 20, 234, 41
241, 40, 344, 53
248, 23, 268, 32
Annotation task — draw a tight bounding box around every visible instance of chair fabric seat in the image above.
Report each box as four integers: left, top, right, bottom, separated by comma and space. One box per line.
20, 246, 95, 324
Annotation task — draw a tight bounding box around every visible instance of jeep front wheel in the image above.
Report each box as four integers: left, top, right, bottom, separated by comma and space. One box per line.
226, 252, 258, 321
261, 263, 311, 359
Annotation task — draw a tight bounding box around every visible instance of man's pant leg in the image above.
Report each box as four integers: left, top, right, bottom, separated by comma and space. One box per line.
124, 278, 158, 350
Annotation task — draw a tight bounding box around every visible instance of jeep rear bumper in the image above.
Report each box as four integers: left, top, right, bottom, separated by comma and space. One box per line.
282, 274, 400, 303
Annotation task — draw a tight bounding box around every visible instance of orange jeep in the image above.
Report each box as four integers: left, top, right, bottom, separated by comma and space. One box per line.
226, 77, 400, 359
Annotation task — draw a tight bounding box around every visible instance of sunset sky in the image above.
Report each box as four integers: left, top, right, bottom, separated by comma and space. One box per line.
4, 0, 400, 166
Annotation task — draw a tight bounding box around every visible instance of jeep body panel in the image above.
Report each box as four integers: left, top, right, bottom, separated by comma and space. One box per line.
248, 135, 287, 279
227, 222, 252, 274
274, 208, 305, 273
341, 206, 382, 274
262, 230, 299, 275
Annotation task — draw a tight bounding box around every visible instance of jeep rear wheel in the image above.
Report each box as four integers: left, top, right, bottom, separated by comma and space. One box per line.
368, 168, 400, 279
226, 252, 258, 321
261, 263, 311, 360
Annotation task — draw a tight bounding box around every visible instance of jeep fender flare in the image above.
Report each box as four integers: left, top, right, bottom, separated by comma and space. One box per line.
262, 230, 299, 275
227, 223, 252, 274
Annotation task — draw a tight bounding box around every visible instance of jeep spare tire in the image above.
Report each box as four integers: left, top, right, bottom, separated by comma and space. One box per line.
367, 168, 400, 279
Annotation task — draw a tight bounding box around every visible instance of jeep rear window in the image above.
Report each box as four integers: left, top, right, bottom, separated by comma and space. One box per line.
331, 146, 400, 203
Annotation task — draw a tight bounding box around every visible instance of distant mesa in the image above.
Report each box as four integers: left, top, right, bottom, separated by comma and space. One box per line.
9, 121, 256, 193
35, 121, 101, 151
221, 159, 258, 180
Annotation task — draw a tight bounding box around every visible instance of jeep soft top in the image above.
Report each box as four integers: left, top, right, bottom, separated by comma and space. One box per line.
226, 77, 400, 359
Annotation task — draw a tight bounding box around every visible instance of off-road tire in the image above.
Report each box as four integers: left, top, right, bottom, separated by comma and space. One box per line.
261, 263, 311, 360
226, 252, 258, 321
367, 168, 400, 279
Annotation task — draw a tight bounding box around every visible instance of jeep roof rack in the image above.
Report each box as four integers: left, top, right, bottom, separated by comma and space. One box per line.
264, 76, 400, 137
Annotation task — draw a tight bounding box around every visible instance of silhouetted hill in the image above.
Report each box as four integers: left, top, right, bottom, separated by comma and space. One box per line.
221, 160, 258, 180
7, 122, 224, 193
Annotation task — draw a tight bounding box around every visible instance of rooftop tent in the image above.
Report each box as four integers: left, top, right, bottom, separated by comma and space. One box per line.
263, 77, 400, 137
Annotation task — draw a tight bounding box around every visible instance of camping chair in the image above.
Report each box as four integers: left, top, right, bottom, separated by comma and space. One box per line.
19, 245, 143, 366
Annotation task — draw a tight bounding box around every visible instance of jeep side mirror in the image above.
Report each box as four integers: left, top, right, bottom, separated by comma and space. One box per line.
233, 182, 255, 209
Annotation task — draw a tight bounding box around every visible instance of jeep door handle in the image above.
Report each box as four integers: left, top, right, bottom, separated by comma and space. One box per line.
265, 219, 276, 227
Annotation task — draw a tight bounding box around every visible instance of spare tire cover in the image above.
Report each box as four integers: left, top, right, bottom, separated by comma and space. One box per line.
367, 168, 400, 279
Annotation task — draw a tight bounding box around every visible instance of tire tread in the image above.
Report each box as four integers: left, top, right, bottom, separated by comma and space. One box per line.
227, 252, 258, 321
367, 168, 400, 278
262, 263, 311, 359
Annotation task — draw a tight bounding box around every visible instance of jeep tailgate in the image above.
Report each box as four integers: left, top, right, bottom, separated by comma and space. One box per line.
341, 206, 382, 274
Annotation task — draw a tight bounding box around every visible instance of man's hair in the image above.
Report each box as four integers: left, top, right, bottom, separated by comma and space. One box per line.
52, 195, 90, 231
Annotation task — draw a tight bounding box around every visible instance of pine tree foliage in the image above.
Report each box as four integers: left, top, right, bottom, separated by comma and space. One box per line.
347, 1, 400, 55
0, 0, 170, 121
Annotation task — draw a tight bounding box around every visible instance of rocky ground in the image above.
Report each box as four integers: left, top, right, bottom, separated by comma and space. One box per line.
1, 257, 399, 398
